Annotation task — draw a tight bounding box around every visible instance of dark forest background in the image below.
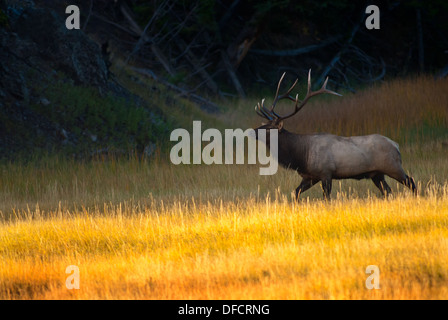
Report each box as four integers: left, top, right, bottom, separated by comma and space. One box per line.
1, 0, 448, 159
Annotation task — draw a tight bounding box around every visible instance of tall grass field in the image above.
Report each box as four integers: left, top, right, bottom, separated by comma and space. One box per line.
1, 76, 448, 299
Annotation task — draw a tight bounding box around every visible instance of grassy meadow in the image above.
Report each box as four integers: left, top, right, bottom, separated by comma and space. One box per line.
1, 75, 448, 299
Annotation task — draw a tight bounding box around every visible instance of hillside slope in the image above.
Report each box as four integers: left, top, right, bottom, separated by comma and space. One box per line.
0, 1, 170, 159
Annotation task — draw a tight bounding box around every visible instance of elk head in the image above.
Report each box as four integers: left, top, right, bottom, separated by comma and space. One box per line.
254, 70, 342, 137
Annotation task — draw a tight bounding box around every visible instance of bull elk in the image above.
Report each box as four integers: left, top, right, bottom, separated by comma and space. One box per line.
254, 70, 417, 200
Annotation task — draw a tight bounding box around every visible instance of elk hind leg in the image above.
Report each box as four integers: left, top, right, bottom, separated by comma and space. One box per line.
295, 178, 318, 200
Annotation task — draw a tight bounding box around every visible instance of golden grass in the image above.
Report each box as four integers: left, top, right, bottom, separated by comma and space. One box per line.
1, 194, 448, 299
1, 75, 448, 300
1, 140, 447, 215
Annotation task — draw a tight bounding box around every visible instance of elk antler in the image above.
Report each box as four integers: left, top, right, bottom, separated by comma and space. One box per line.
255, 69, 342, 121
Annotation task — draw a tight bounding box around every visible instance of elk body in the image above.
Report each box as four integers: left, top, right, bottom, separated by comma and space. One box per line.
254, 71, 417, 200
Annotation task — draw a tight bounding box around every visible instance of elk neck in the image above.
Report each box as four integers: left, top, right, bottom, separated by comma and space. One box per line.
275, 129, 310, 173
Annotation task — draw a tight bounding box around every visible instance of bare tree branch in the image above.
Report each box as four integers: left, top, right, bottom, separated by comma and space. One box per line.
176, 38, 220, 94
130, 67, 221, 113
250, 36, 342, 56
315, 11, 365, 88
220, 50, 246, 98
82, 0, 93, 31
91, 13, 137, 37
121, 1, 175, 76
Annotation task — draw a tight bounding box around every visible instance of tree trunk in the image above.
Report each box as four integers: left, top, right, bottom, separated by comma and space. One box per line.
220, 50, 246, 98
315, 11, 364, 88
120, 3, 175, 76
175, 38, 220, 94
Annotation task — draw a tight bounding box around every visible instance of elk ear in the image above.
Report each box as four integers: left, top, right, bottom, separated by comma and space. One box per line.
277, 121, 284, 131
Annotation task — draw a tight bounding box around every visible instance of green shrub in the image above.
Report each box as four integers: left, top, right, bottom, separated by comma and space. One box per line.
31, 82, 167, 153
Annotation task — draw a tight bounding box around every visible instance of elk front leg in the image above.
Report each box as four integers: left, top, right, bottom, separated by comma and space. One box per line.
372, 174, 392, 197
321, 178, 332, 200
295, 178, 319, 200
